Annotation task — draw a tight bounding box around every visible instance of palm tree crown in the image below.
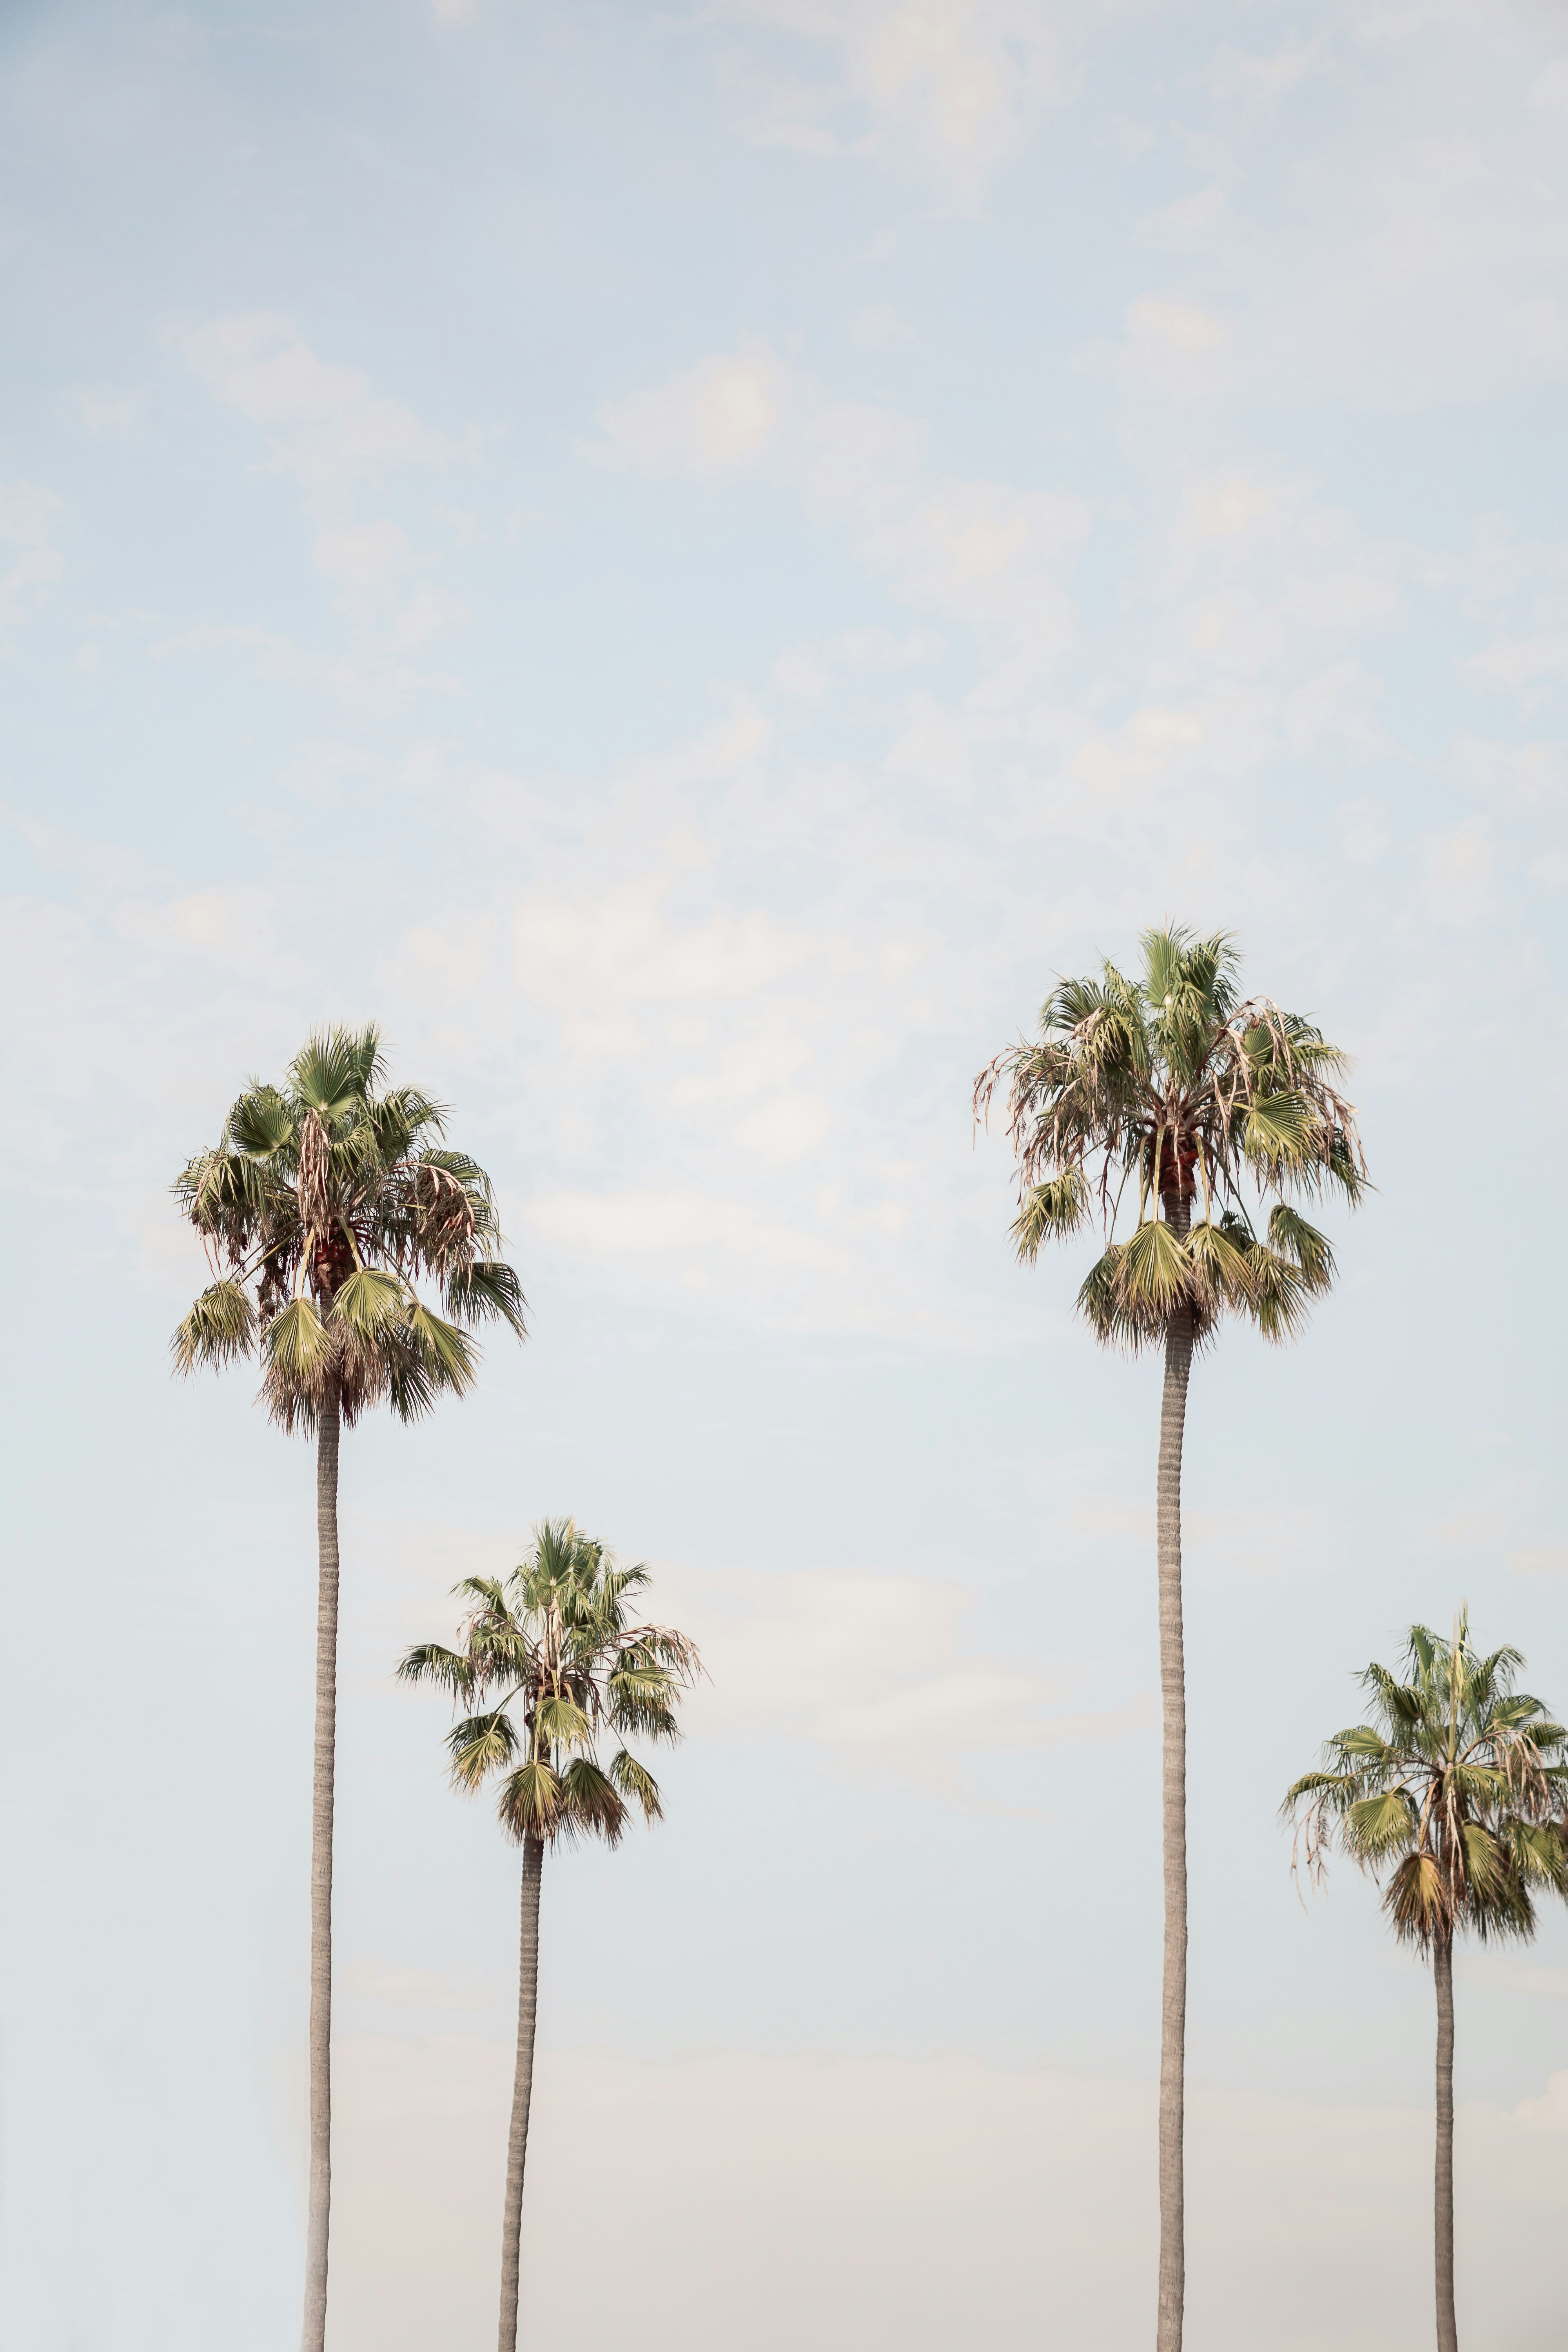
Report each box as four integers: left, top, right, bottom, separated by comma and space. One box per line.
1284, 1614, 1568, 1945
975, 925, 1367, 1348
172, 1023, 526, 1426
400, 1519, 701, 1845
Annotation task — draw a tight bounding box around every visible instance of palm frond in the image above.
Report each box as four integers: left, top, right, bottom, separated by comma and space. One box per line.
1012, 1171, 1090, 1261
331, 1266, 408, 1340
556, 1756, 627, 1846
263, 1295, 331, 1383
444, 1259, 529, 1336
448, 1710, 519, 1790
171, 1280, 258, 1372
497, 1757, 560, 1842
609, 1748, 663, 1822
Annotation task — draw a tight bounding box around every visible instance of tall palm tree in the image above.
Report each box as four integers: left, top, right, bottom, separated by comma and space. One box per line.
1283, 1615, 1568, 2352
171, 1024, 526, 2352
975, 926, 1365, 2352
400, 1519, 699, 2352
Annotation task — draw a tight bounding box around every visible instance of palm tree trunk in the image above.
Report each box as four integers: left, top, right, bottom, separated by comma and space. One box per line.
498, 1832, 545, 2352
301, 1375, 341, 2352
1156, 1193, 1194, 2352
1434, 1929, 1458, 2352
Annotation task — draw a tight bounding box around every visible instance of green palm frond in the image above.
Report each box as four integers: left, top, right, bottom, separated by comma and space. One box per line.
556, 1756, 626, 1845
534, 1694, 592, 1751
229, 1086, 295, 1158
1267, 1203, 1335, 1287
172, 1280, 258, 1372
1012, 1171, 1090, 1261
1116, 1215, 1197, 1317
1183, 1220, 1254, 1307
1346, 1790, 1416, 1857
444, 1259, 529, 1336
331, 1266, 407, 1339
403, 1301, 479, 1394
290, 1024, 384, 1119
396, 1641, 475, 1696
449, 1710, 520, 1789
263, 1296, 330, 1382
497, 1757, 561, 1841
609, 1748, 663, 1822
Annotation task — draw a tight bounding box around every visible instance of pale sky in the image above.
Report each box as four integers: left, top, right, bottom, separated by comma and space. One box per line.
4, 4, 1568, 2348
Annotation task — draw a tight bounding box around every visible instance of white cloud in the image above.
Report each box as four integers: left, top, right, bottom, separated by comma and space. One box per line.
733, 1091, 830, 1160
593, 342, 787, 476
0, 482, 64, 641
594, 348, 1087, 642
1285, 662, 1384, 754
113, 887, 277, 968
1516, 2067, 1568, 2131
175, 314, 449, 493
1338, 798, 1391, 867
1457, 737, 1568, 804
1528, 58, 1568, 119
396, 909, 494, 997
718, 0, 1067, 195
851, 302, 909, 347
514, 875, 821, 1031
1466, 635, 1568, 695
1418, 815, 1497, 927
313, 519, 412, 587
1109, 295, 1233, 398
665, 1563, 1148, 1787
343, 1963, 494, 2011
527, 1188, 848, 1275
68, 386, 138, 440
1208, 40, 1328, 115
1512, 1543, 1568, 1576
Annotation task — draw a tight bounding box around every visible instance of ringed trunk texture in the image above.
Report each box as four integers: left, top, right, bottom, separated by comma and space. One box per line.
498, 1833, 545, 2352
1435, 1930, 1458, 2352
301, 1377, 341, 2352
1156, 1191, 1194, 2352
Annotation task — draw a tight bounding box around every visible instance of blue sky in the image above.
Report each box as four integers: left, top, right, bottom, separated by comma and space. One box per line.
4, 2, 1568, 2347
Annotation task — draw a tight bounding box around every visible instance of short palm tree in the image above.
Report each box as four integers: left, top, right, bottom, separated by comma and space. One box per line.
400, 1519, 699, 2352
171, 1024, 526, 2352
975, 926, 1365, 2352
1284, 1615, 1568, 2352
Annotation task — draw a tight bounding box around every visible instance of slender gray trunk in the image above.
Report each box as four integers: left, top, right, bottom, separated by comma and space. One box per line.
1156, 1191, 1193, 2352
1434, 1929, 1457, 2352
498, 1833, 545, 2352
301, 1377, 341, 2352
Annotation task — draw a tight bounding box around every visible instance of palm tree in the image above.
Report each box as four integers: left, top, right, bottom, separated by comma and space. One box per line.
171, 1024, 526, 2352
400, 1519, 699, 2352
975, 926, 1365, 2352
1284, 1615, 1568, 2352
